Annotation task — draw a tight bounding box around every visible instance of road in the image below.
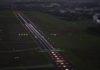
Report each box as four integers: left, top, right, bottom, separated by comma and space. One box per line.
13, 10, 73, 70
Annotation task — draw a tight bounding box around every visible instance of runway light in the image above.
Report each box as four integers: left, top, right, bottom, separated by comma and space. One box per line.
53, 54, 56, 56
57, 58, 60, 60
61, 63, 64, 65
56, 60, 64, 63
65, 69, 68, 70
63, 65, 66, 67
18, 33, 21, 36
26, 34, 28, 36
55, 56, 58, 57
51, 52, 54, 54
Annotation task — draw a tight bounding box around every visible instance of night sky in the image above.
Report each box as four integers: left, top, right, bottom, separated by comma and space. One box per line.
0, 0, 99, 5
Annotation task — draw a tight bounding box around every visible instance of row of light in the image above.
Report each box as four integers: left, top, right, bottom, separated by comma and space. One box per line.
18, 33, 28, 36
50, 52, 69, 70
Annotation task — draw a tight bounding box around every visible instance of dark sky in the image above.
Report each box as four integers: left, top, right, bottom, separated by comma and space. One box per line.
0, 0, 99, 5
0, 0, 99, 2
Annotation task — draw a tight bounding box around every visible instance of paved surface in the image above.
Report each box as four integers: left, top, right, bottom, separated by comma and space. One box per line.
13, 10, 73, 70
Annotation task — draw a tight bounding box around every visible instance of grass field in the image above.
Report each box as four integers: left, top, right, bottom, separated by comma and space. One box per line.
0, 11, 51, 68
24, 11, 100, 70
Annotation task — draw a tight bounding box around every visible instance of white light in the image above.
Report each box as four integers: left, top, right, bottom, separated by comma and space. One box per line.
65, 69, 69, 70
61, 63, 64, 65
53, 54, 56, 55
57, 58, 60, 60
63, 65, 66, 67
51, 52, 54, 54
56, 60, 64, 63
55, 56, 58, 57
